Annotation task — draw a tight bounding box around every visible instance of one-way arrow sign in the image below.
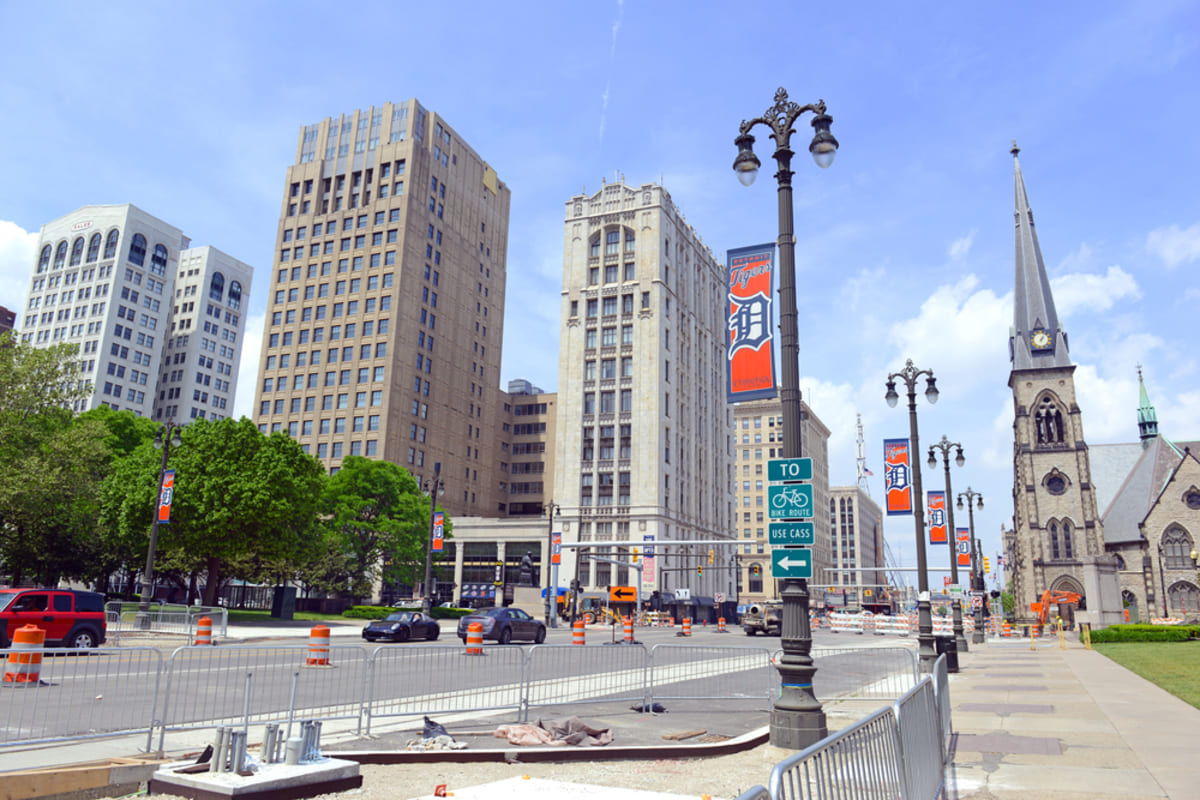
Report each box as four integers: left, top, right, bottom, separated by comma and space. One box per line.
771, 548, 813, 579
609, 586, 637, 602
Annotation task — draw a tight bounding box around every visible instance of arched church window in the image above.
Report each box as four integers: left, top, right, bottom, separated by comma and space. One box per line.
1114, 553, 1126, 570
1046, 472, 1067, 495
1036, 396, 1065, 444
1185, 489, 1200, 510
1162, 527, 1194, 569
1049, 522, 1060, 559
1062, 520, 1074, 559
1167, 581, 1199, 615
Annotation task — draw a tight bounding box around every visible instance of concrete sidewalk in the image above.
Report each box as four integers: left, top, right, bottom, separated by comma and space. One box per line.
946, 634, 1200, 799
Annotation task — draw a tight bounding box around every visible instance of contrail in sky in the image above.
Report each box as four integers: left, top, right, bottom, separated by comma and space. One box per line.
598, 0, 624, 141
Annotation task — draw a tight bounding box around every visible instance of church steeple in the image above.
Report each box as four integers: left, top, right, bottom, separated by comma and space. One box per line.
1137, 365, 1159, 447
1009, 142, 1072, 371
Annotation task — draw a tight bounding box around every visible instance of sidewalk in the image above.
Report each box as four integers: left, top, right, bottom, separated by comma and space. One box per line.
946, 633, 1200, 799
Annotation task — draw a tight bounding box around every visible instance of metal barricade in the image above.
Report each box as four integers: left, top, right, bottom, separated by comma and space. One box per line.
364, 645, 526, 734
734, 786, 772, 800
650, 645, 776, 709
523, 644, 648, 720
155, 645, 368, 751
931, 653, 952, 751
768, 705, 904, 800
0, 647, 164, 748
893, 676, 945, 799
810, 646, 919, 701
105, 602, 229, 638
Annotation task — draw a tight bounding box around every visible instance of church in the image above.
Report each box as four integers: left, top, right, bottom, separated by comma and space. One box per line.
1004, 144, 1200, 628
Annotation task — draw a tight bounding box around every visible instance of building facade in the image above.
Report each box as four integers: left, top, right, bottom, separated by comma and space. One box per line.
20, 204, 252, 421
500, 383, 557, 518
553, 178, 735, 615
251, 100, 511, 517
0, 305, 15, 338
732, 396, 831, 606
827, 486, 887, 611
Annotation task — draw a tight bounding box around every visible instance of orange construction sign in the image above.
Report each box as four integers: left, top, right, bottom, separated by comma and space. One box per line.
609, 585, 637, 603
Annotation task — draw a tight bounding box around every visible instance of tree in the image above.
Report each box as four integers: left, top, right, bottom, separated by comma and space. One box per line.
316, 456, 432, 601
101, 418, 326, 605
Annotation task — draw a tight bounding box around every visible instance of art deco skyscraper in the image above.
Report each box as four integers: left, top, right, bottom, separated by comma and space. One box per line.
252, 101, 510, 517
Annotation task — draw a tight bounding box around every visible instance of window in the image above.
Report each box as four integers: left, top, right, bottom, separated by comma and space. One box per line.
128, 233, 147, 266
1163, 527, 1194, 569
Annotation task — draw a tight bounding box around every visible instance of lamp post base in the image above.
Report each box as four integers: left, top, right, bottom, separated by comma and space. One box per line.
769, 707, 828, 750
917, 598, 936, 673
973, 607, 985, 643
953, 602, 969, 653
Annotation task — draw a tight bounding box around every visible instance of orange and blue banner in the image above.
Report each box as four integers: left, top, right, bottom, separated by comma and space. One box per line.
726, 243, 776, 403
956, 528, 971, 566
927, 491, 947, 544
156, 469, 175, 524
884, 439, 912, 515
432, 511, 444, 552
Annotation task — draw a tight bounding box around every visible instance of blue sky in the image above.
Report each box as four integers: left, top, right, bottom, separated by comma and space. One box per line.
2, 1, 1199, 588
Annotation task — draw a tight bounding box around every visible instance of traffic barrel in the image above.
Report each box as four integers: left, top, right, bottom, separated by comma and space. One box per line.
622, 616, 634, 643
305, 625, 330, 666
716, 617, 727, 633
465, 622, 484, 655
4, 625, 45, 686
194, 616, 213, 646
682, 617, 692, 637
572, 619, 586, 645
1003, 620, 1011, 638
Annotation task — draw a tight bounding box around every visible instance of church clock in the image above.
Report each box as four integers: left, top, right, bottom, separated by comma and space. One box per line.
1030, 328, 1053, 351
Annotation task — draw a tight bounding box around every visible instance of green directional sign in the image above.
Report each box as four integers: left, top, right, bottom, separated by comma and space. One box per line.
768, 522, 815, 546
768, 457, 813, 483
768, 483, 814, 519
771, 548, 813, 579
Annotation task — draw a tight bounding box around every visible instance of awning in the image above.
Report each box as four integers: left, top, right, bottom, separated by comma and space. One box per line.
540, 587, 569, 598
695, 596, 715, 607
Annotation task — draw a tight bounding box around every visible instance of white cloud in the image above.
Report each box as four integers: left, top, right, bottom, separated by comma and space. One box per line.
947, 230, 975, 261
1147, 221, 1200, 269
1072, 363, 1140, 442
0, 220, 37, 316
233, 312, 263, 421
1050, 265, 1140, 320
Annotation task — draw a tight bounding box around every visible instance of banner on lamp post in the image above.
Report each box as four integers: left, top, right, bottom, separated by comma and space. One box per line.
927, 491, 947, 544
884, 439, 913, 515
432, 512, 444, 552
156, 469, 175, 524
956, 528, 971, 566
725, 243, 776, 403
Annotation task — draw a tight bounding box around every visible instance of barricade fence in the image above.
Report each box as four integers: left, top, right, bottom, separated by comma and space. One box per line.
0, 642, 926, 753
105, 602, 229, 638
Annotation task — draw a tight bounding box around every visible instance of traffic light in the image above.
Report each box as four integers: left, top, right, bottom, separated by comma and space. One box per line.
751, 564, 760, 577
984, 556, 991, 572
707, 549, 715, 565
697, 566, 703, 576
632, 547, 640, 564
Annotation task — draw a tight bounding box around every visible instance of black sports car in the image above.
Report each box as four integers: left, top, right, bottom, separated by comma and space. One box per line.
456, 606, 546, 644
362, 611, 441, 642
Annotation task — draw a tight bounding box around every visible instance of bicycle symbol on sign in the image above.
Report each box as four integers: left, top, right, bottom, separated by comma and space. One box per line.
771, 487, 811, 510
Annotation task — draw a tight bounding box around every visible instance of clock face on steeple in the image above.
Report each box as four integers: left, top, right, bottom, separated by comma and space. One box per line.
1030, 328, 1053, 351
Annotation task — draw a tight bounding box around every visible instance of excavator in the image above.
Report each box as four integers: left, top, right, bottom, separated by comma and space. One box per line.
1031, 589, 1082, 627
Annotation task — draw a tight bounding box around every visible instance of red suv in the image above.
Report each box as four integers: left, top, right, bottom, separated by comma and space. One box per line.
0, 588, 107, 649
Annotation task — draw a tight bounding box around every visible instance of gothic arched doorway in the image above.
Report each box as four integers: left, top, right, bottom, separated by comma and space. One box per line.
1048, 576, 1085, 629
1121, 589, 1139, 623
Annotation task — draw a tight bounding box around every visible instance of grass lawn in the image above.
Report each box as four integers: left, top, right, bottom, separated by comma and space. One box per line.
1094, 641, 1200, 710
224, 608, 350, 623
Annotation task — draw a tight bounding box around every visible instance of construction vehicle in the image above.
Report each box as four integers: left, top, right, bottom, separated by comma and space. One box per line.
1031, 589, 1082, 627
742, 602, 782, 636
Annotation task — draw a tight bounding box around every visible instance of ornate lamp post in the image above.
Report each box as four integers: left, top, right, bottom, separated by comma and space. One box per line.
138, 422, 184, 627
733, 86, 838, 749
421, 462, 443, 614
544, 501, 561, 627
928, 436, 967, 653
957, 487, 985, 643
886, 359, 939, 673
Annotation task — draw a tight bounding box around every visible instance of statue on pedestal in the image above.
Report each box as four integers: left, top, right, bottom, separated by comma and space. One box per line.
519, 551, 535, 586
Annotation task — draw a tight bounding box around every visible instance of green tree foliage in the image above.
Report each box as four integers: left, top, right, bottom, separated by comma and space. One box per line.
315, 456, 441, 601
0, 335, 107, 585
101, 418, 326, 604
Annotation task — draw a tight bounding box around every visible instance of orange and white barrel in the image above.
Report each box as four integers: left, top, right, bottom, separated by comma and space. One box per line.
305, 625, 330, 666
465, 622, 484, 655
193, 616, 213, 646
583, 612, 595, 625
4, 625, 45, 686
1002, 620, 1011, 637
717, 617, 726, 633
622, 616, 634, 643
682, 617, 692, 637
572, 619, 586, 645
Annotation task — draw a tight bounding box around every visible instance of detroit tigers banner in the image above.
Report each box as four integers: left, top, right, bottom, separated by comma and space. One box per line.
956, 528, 971, 566
927, 491, 947, 544
884, 438, 913, 515
156, 469, 175, 524
725, 242, 777, 403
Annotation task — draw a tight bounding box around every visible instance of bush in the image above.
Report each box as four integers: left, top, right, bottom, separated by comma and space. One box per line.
342, 604, 472, 620
1089, 624, 1200, 643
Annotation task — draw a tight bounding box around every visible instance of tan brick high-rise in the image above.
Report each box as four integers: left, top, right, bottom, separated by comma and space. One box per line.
252, 101, 510, 517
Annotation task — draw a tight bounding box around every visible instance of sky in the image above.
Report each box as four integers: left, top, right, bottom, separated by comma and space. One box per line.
2, 1, 1199, 590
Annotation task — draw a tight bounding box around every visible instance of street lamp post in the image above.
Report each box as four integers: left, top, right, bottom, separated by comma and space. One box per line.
139, 422, 183, 628
421, 462, 443, 615
957, 487, 985, 643
928, 436, 967, 653
886, 359, 939, 673
733, 86, 838, 750
544, 502, 560, 627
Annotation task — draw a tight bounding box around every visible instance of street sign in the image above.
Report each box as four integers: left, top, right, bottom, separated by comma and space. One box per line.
674, 588, 691, 601
768, 457, 813, 483
609, 585, 637, 602
768, 521, 815, 545
771, 548, 813, 579
948, 584, 963, 597
971, 594, 983, 609
768, 484, 814, 519
715, 592, 725, 604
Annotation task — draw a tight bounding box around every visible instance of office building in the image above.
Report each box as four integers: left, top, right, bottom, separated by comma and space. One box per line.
827, 486, 885, 610
251, 101, 510, 517
0, 305, 15, 338
554, 178, 734, 614
501, 385, 557, 517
